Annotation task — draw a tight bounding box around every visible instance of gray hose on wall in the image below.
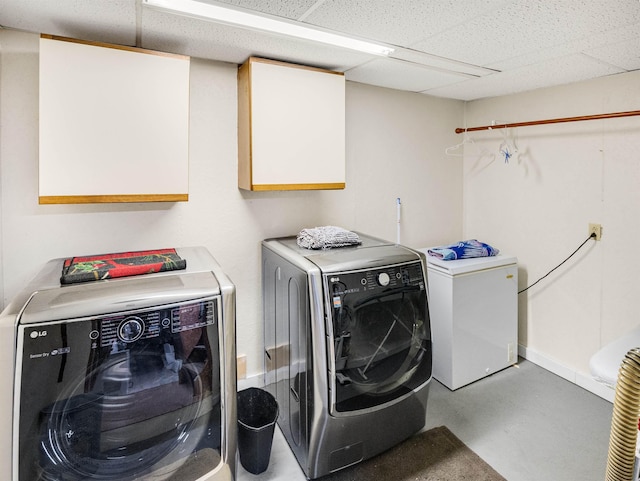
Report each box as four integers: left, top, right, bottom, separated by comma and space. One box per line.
606, 347, 640, 481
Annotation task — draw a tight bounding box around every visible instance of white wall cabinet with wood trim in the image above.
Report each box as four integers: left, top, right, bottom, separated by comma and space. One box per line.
39, 35, 190, 204
238, 57, 345, 191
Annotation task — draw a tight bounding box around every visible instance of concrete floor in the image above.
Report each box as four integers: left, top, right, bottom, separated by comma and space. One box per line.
237, 359, 613, 481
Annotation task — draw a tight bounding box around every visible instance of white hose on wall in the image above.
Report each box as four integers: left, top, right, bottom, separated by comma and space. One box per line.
606, 347, 640, 481
396, 197, 401, 245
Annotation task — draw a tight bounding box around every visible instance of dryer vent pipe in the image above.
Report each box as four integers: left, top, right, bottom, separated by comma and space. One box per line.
606, 347, 640, 481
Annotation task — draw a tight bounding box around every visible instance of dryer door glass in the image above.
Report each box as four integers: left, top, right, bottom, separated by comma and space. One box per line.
17, 298, 223, 481
327, 262, 432, 413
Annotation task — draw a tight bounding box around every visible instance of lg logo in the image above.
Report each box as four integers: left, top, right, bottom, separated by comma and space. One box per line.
29, 330, 47, 339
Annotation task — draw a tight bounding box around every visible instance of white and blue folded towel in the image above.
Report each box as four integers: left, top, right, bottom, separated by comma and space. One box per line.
297, 226, 361, 250
428, 239, 499, 261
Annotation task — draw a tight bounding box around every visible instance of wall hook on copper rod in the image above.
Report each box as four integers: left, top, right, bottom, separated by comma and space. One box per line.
455, 109, 640, 134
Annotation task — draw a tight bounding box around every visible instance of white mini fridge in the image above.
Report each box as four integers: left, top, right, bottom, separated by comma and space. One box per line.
418, 250, 518, 390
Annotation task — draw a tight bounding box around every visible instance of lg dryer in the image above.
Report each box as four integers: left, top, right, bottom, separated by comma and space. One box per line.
0, 246, 237, 481
262, 233, 432, 479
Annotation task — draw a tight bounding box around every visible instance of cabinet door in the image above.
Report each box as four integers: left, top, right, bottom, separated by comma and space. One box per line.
39, 35, 190, 204
238, 57, 345, 191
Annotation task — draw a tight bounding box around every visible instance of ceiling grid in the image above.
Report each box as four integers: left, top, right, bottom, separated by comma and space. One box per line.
1, 0, 639, 100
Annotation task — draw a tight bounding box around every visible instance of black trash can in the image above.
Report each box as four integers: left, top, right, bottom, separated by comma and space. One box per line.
237, 387, 279, 475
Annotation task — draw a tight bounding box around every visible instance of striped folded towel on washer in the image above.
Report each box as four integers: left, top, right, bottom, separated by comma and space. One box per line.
297, 226, 361, 250
427, 239, 499, 261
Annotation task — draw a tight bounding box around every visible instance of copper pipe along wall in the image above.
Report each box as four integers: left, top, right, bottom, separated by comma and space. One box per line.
606, 348, 640, 481
455, 110, 640, 134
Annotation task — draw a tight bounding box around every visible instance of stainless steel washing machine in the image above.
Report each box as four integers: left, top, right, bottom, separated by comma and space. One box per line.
0, 246, 236, 481
262, 233, 432, 479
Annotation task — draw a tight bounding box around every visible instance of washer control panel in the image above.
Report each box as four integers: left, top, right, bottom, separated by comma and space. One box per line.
99, 298, 217, 347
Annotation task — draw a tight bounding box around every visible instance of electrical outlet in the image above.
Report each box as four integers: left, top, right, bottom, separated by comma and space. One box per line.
588, 223, 602, 241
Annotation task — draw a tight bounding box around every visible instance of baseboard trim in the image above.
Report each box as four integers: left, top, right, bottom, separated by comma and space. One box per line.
518, 345, 614, 403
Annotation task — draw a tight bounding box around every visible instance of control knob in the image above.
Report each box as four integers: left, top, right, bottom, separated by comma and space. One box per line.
377, 272, 390, 287
118, 316, 144, 343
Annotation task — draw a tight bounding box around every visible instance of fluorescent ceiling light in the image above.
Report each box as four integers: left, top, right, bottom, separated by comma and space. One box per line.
143, 0, 394, 56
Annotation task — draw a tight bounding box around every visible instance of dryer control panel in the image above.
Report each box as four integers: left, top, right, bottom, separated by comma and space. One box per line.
327, 260, 425, 298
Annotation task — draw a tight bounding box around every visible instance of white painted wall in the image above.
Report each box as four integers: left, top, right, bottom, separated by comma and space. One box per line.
463, 70, 640, 386
0, 32, 4, 310
0, 29, 463, 378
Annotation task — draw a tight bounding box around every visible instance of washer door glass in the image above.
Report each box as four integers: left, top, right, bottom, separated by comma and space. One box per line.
328, 263, 432, 413
17, 298, 223, 481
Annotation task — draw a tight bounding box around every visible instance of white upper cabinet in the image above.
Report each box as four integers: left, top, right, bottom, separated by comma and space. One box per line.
39, 35, 190, 204
238, 57, 346, 191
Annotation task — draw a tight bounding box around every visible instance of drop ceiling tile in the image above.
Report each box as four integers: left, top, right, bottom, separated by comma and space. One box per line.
412, 0, 640, 67
302, 0, 511, 48
140, 7, 373, 70
585, 37, 640, 71
425, 53, 625, 101
487, 22, 640, 71
391, 48, 498, 76
0, 0, 137, 45
345, 58, 472, 93
213, 0, 319, 20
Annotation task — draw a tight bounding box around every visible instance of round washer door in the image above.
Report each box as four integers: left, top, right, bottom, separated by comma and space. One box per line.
38, 352, 206, 480
18, 299, 223, 481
